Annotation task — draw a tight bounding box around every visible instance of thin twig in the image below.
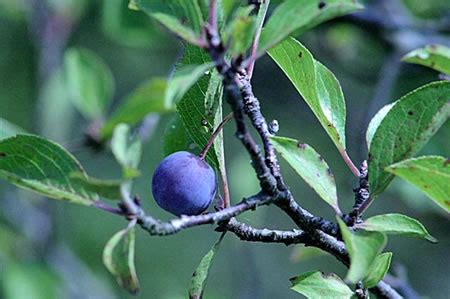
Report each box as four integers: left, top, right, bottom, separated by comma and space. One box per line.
199, 112, 234, 160
198, 112, 234, 208
208, 0, 218, 34
238, 73, 286, 190
120, 184, 139, 215
221, 167, 231, 208
247, 0, 270, 78
93, 201, 124, 216
339, 149, 361, 178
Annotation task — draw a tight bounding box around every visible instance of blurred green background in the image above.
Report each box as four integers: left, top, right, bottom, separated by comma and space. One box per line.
0, 0, 449, 298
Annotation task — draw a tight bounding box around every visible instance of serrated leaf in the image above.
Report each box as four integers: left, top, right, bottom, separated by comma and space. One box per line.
103, 226, 139, 295
163, 114, 193, 156
189, 234, 224, 299
337, 217, 387, 283
363, 252, 392, 288
359, 213, 437, 242
0, 118, 26, 140
271, 136, 340, 213
366, 103, 395, 148
268, 38, 347, 154
290, 271, 354, 299
134, 0, 203, 45
111, 124, 142, 179
63, 48, 114, 120
69, 172, 122, 200
386, 156, 450, 212
100, 78, 170, 140
402, 44, 450, 75
176, 45, 224, 171
0, 135, 97, 205
166, 63, 214, 105
223, 6, 257, 56
258, 0, 363, 56
368, 81, 450, 195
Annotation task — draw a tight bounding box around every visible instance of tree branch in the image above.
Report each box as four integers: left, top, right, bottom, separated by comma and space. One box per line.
347, 160, 370, 223
238, 74, 285, 190
135, 193, 274, 236
224, 218, 307, 246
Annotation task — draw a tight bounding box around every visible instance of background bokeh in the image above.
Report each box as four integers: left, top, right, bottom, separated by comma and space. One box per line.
0, 0, 449, 298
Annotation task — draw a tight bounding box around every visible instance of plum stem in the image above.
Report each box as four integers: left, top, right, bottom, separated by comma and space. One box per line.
199, 112, 234, 161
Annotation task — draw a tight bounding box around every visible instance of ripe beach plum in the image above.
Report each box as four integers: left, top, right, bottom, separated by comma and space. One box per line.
152, 151, 216, 216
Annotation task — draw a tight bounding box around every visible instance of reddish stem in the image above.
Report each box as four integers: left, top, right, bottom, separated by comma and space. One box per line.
221, 167, 230, 208
247, 0, 270, 78
209, 0, 217, 32
199, 112, 234, 160
339, 149, 361, 178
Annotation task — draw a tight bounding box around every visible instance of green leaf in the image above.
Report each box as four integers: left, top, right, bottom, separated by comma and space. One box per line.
223, 6, 257, 56
111, 124, 142, 178
0, 135, 98, 205
258, 0, 363, 56
134, 0, 203, 45
290, 271, 354, 299
103, 226, 140, 295
100, 78, 170, 140
270, 136, 340, 213
69, 172, 122, 200
360, 213, 437, 242
102, 0, 170, 48
63, 48, 115, 120
386, 156, 450, 212
0, 118, 26, 140
268, 38, 347, 154
363, 252, 392, 288
176, 45, 224, 171
163, 114, 193, 156
166, 63, 214, 105
368, 81, 450, 195
189, 233, 225, 299
337, 217, 387, 283
402, 44, 450, 75
366, 103, 395, 148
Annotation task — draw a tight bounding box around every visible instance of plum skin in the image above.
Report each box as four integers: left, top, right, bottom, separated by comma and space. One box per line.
152, 151, 216, 216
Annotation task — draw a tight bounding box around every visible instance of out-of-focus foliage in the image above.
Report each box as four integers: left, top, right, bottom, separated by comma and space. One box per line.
0, 0, 449, 298
403, 0, 450, 18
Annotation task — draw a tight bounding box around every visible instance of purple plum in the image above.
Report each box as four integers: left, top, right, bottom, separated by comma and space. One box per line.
152, 151, 216, 216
